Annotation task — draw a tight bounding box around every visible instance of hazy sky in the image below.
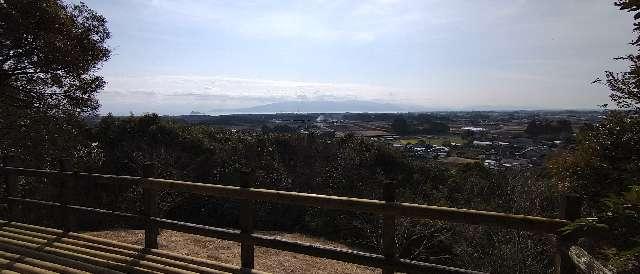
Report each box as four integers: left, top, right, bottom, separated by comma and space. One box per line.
80, 0, 635, 115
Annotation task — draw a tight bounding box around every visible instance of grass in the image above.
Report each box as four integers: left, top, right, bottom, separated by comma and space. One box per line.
399, 138, 421, 145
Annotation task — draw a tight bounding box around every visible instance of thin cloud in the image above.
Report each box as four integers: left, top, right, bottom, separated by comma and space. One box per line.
84, 0, 632, 113
98, 75, 401, 115
132, 0, 465, 42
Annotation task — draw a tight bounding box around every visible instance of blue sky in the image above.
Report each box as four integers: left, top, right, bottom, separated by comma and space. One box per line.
80, 0, 635, 115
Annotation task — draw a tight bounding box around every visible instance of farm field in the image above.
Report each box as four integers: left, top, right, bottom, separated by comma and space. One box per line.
398, 135, 464, 146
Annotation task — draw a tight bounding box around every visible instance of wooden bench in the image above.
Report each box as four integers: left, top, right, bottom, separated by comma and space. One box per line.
0, 220, 267, 274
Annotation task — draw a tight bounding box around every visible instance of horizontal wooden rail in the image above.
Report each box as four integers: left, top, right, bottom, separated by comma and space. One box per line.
7, 196, 481, 274
6, 197, 144, 223
4, 163, 598, 273
0, 166, 569, 234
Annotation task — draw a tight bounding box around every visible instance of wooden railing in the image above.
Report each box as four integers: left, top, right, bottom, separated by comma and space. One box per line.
0, 159, 608, 274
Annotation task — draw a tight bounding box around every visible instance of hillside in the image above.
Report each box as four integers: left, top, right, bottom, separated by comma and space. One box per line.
85, 229, 377, 274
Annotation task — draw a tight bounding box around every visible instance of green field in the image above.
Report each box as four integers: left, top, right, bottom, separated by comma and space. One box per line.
398, 135, 463, 146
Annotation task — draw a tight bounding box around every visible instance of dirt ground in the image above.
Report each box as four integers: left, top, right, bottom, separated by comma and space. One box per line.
85, 229, 379, 274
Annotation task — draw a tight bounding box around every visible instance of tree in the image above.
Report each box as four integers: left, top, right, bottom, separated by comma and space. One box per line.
601, 0, 640, 110
595, 2, 640, 109
524, 119, 572, 137
391, 117, 410, 134
548, 1, 640, 272
0, 0, 111, 164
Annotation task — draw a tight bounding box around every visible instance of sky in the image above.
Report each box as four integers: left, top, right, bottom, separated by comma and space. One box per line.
79, 0, 636, 115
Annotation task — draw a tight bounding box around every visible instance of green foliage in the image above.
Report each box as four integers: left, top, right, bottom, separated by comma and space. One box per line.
0, 1, 595, 272
547, 2, 640, 272
272, 124, 296, 133
549, 112, 640, 202
604, 0, 640, 110
391, 117, 410, 134
558, 218, 607, 238
560, 185, 640, 272
524, 119, 573, 137
548, 99, 640, 273
391, 116, 449, 135
77, 114, 557, 273
0, 0, 111, 166
601, 185, 640, 241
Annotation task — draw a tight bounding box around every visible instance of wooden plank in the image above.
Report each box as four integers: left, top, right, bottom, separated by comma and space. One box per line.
238, 168, 255, 270
0, 241, 122, 274
555, 194, 583, 274
0, 231, 191, 274
0, 237, 147, 274
152, 218, 242, 242
0, 228, 227, 274
5, 197, 145, 224
0, 167, 141, 186
142, 163, 159, 249
0, 220, 267, 274
568, 246, 612, 274
0, 256, 57, 274
0, 249, 89, 274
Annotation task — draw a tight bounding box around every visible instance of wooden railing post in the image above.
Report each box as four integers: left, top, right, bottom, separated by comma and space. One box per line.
382, 181, 397, 274
142, 162, 159, 249
239, 168, 255, 270
555, 194, 583, 274
3, 154, 20, 221
57, 158, 76, 231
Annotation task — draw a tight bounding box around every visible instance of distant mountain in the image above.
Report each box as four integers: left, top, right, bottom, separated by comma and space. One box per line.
211, 100, 425, 114
206, 101, 591, 115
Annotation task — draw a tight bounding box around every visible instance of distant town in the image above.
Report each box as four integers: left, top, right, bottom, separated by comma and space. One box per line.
144, 110, 604, 170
